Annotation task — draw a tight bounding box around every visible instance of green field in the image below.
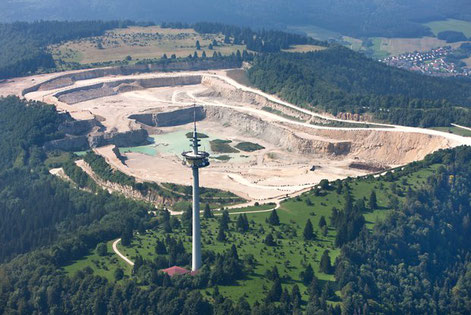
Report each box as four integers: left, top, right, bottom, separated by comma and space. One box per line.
50, 26, 247, 66
63, 240, 132, 281
209, 139, 239, 153
63, 161, 440, 304
430, 126, 471, 137
425, 19, 471, 37
234, 141, 265, 152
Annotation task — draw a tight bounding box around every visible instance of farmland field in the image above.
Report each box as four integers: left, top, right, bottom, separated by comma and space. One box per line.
425, 19, 471, 37
50, 26, 247, 65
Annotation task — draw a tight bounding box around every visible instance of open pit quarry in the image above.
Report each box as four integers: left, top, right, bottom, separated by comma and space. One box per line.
1, 64, 470, 203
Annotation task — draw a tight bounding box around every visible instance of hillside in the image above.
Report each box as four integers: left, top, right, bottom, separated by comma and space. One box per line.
1, 0, 470, 38
248, 46, 471, 127
0, 93, 470, 313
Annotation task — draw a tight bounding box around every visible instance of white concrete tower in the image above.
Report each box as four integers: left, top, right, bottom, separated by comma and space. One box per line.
182, 105, 209, 271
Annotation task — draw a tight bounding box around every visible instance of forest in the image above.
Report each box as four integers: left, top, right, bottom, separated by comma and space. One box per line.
335, 146, 471, 314
0, 96, 149, 263
1, 0, 470, 38
0, 20, 135, 79
247, 47, 471, 127
174, 22, 326, 53
0, 96, 470, 313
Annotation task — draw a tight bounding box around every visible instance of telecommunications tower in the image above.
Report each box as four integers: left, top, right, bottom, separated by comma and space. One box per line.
182, 105, 210, 271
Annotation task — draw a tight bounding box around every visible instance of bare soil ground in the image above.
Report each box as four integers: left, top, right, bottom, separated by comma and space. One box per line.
8, 68, 471, 204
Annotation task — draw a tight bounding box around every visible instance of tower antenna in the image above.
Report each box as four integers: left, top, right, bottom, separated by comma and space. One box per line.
193, 104, 197, 136
182, 103, 210, 272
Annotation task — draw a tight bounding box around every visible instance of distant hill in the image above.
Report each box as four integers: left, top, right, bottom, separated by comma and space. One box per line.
248, 46, 471, 127
0, 0, 470, 38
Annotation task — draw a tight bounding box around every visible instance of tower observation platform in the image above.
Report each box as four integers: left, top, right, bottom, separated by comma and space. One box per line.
182, 105, 210, 271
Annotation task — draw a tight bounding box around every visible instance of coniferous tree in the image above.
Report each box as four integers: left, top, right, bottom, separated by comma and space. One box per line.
234, 297, 251, 315
266, 279, 282, 302
121, 225, 133, 246
319, 250, 332, 274
318, 216, 327, 228
308, 275, 321, 298
217, 228, 226, 242
266, 265, 280, 281
183, 205, 192, 236
369, 190, 378, 209
336, 180, 343, 194
220, 210, 230, 231
155, 240, 167, 255
268, 210, 280, 226
203, 203, 213, 219
303, 219, 314, 240
300, 264, 314, 285
96, 243, 107, 256
264, 233, 276, 246
196, 40, 201, 50
236, 214, 249, 232
291, 284, 302, 310
202, 51, 207, 58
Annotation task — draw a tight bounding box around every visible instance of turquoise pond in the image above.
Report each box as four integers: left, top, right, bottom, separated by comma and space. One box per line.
119, 130, 251, 162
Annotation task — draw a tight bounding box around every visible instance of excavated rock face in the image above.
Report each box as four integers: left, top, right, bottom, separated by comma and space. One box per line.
55, 76, 203, 104
22, 59, 240, 95
130, 106, 206, 127
45, 115, 150, 151
88, 129, 150, 148
204, 106, 351, 156
201, 76, 313, 121
44, 136, 90, 151
58, 119, 103, 136
312, 129, 451, 165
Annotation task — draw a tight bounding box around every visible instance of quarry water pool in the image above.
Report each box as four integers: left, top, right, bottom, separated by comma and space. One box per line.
119, 130, 251, 162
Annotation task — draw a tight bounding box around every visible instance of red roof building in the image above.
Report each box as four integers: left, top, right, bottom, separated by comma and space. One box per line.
160, 266, 190, 277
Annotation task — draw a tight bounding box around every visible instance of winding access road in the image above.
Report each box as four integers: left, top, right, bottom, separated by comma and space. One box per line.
112, 238, 134, 267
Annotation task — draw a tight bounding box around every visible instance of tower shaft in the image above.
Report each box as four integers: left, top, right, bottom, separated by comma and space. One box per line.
192, 166, 201, 271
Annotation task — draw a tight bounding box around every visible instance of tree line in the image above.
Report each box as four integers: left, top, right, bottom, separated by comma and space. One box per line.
163, 21, 327, 53
247, 46, 471, 127
0, 20, 135, 79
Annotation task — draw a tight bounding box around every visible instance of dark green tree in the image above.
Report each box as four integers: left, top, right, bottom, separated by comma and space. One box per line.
369, 190, 378, 209
267, 210, 280, 226
217, 228, 226, 242
266, 279, 282, 302
319, 250, 332, 274
155, 239, 167, 255
196, 40, 201, 50
266, 265, 280, 281
203, 203, 213, 219
264, 233, 276, 246
303, 219, 314, 240
300, 264, 314, 285
318, 216, 327, 228
220, 210, 230, 231
96, 243, 107, 256
319, 179, 330, 190
236, 214, 249, 232
114, 268, 124, 281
